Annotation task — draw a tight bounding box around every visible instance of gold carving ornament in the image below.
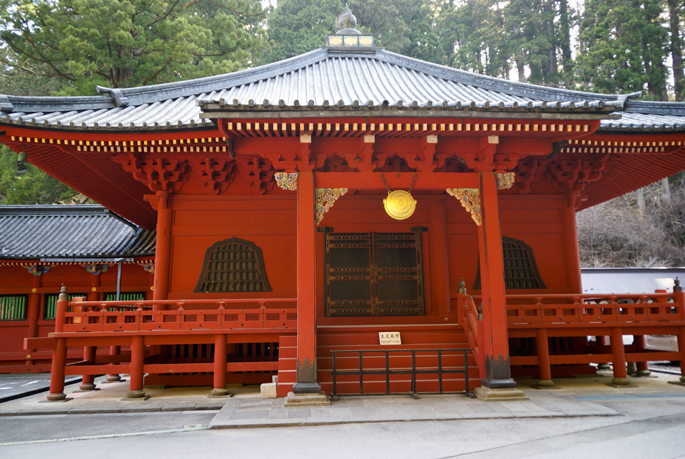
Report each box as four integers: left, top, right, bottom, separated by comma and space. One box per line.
446, 188, 482, 226
315, 188, 348, 225
496, 172, 516, 190
274, 171, 299, 191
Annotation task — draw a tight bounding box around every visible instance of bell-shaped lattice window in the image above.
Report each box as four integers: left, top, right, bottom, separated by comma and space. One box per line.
474, 236, 546, 290
194, 238, 272, 293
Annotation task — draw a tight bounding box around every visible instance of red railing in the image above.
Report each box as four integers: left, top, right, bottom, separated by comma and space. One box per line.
60, 298, 297, 333
455, 293, 484, 377
506, 292, 685, 326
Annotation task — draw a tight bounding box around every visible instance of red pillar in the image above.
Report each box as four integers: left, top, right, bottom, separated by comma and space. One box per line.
430, 199, 451, 317
47, 285, 69, 401
678, 327, 685, 384
106, 346, 122, 382
153, 191, 173, 305
78, 270, 100, 389
26, 273, 42, 367
47, 338, 68, 401
27, 274, 42, 339
633, 335, 650, 376
561, 203, 582, 294
211, 334, 229, 396
477, 172, 516, 389
293, 168, 320, 394
611, 327, 629, 385
79, 346, 97, 390
127, 336, 146, 398
536, 328, 554, 387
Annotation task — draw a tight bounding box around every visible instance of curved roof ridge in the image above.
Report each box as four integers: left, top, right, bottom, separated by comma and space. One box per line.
0, 48, 330, 112
103, 48, 330, 106
373, 49, 641, 104
624, 100, 685, 115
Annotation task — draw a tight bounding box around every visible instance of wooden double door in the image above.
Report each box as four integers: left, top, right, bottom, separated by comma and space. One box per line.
325, 232, 425, 317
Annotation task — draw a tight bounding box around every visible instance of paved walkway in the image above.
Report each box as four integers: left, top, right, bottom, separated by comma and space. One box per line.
0, 374, 81, 403
0, 369, 683, 429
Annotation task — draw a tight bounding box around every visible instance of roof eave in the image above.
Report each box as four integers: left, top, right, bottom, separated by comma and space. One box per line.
200, 108, 621, 121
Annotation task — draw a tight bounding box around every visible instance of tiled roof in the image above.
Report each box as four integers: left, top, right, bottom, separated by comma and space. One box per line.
0, 48, 654, 132
599, 101, 685, 131
0, 205, 155, 260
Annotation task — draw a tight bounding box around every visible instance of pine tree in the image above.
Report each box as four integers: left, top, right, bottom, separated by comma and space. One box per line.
0, 0, 269, 94
575, 0, 668, 95
667, 0, 685, 100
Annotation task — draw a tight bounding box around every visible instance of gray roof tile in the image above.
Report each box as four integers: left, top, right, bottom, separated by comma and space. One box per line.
0, 205, 155, 260
1, 47, 684, 132
0, 48, 641, 132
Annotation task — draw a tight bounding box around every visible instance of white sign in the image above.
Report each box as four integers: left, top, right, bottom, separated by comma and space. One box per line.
379, 332, 401, 345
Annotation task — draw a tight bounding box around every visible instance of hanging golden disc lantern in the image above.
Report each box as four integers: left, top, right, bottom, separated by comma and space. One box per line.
381, 174, 418, 220
384, 190, 417, 220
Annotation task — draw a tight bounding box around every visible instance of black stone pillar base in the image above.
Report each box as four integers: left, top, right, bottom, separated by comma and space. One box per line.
481, 354, 517, 389
294, 357, 321, 394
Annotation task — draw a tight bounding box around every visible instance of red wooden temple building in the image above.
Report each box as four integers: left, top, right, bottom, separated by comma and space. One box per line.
1, 12, 685, 402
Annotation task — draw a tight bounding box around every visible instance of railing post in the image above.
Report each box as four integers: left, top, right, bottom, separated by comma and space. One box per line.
211, 334, 230, 396
385, 351, 390, 395
411, 351, 417, 397
259, 301, 266, 329
535, 328, 554, 388
438, 350, 443, 394
218, 302, 225, 329
55, 285, 68, 333
464, 350, 470, 394
331, 352, 338, 399
359, 352, 364, 395
677, 327, 685, 385
610, 327, 629, 386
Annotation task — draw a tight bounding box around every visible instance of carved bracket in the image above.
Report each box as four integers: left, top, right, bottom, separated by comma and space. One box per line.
236, 158, 275, 195
546, 155, 611, 207
495, 172, 516, 190
191, 158, 236, 195
142, 262, 155, 274
274, 171, 299, 190
114, 153, 190, 193
515, 159, 549, 194
315, 188, 348, 225
460, 136, 498, 172
85, 264, 108, 275
447, 188, 482, 226
25, 264, 50, 276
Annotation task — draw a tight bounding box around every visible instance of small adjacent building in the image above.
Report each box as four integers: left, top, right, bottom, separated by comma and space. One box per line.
0, 12, 684, 400
0, 205, 154, 372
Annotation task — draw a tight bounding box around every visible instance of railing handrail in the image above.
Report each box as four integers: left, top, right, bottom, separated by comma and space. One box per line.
506, 292, 677, 300
331, 348, 472, 354
66, 298, 297, 307
330, 348, 473, 398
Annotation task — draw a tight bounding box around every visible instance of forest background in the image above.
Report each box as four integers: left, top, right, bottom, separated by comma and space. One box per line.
0, 0, 683, 267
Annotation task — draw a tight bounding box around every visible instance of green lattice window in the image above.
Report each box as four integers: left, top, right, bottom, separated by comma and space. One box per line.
0, 295, 28, 321
44, 293, 87, 320
104, 292, 147, 302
